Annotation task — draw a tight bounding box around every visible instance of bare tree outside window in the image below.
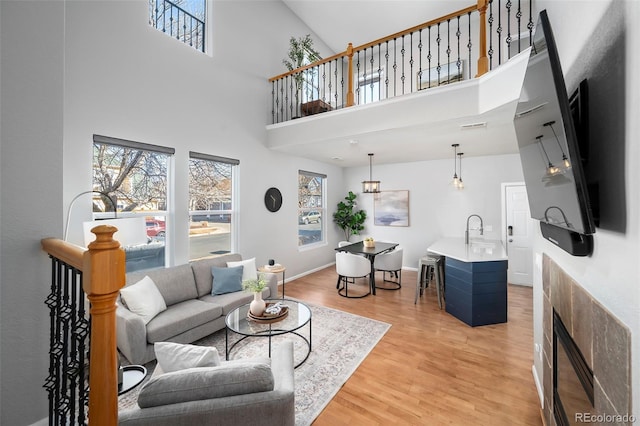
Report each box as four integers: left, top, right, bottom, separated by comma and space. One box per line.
92, 139, 171, 273
93, 143, 168, 213
188, 156, 235, 260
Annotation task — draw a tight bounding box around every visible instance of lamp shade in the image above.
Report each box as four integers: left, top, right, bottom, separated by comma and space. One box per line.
362, 180, 381, 193
362, 153, 380, 193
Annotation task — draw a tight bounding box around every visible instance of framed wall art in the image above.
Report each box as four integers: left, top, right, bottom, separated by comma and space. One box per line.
374, 190, 409, 226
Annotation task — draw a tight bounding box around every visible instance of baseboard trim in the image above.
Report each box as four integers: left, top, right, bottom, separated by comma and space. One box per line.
280, 262, 335, 285
532, 363, 544, 408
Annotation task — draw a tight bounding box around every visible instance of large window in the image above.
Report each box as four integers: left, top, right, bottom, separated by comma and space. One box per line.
188, 152, 238, 261
92, 134, 174, 272
356, 68, 384, 105
298, 170, 326, 247
149, 0, 207, 52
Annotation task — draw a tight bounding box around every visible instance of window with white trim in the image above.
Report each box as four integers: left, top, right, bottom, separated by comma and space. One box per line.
92, 134, 174, 273
298, 170, 326, 247
188, 152, 238, 260
149, 0, 207, 52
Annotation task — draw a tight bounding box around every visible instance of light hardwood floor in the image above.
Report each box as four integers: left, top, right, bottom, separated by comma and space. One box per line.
282, 266, 542, 425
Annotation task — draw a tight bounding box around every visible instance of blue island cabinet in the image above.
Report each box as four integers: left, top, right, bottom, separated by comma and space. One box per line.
444, 256, 508, 327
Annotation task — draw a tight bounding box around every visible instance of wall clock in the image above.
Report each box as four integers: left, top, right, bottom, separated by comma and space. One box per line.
264, 187, 283, 212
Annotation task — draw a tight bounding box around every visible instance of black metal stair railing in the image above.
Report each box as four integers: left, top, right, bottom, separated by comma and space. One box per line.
43, 257, 90, 426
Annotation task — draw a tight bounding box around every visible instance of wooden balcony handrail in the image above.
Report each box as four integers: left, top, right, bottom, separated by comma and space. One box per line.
268, 2, 479, 83
351, 4, 478, 53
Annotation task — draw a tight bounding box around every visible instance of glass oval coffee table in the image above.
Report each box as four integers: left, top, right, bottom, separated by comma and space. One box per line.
225, 299, 312, 368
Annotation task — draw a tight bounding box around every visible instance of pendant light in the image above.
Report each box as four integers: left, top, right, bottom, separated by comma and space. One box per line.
362, 153, 380, 193
537, 135, 560, 176
544, 120, 571, 168
457, 152, 465, 189
451, 144, 460, 186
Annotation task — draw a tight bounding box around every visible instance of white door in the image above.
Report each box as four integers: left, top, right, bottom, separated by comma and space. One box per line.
504, 184, 534, 286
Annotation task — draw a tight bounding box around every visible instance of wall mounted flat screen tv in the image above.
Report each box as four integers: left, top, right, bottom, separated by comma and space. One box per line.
513, 10, 595, 256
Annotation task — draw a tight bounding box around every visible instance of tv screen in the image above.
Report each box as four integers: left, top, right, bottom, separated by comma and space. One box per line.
514, 10, 595, 236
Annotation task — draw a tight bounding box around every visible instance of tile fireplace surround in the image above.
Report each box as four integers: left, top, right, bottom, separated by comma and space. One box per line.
542, 255, 632, 425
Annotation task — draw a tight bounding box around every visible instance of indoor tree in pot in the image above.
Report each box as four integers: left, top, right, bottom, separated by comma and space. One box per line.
333, 191, 367, 241
283, 34, 322, 117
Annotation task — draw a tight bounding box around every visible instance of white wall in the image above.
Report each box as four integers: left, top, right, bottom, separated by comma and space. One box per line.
531, 0, 640, 418
1, 2, 65, 424
1, 1, 343, 424
343, 153, 525, 267
62, 0, 345, 277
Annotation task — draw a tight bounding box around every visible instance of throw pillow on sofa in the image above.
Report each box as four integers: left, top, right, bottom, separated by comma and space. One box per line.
211, 265, 244, 295
154, 342, 221, 373
137, 361, 274, 408
226, 257, 258, 282
120, 275, 167, 324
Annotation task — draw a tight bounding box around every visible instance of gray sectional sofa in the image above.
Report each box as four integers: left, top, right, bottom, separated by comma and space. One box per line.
116, 254, 279, 365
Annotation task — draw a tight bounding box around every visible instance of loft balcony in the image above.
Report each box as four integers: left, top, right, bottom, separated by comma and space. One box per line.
266, 0, 534, 167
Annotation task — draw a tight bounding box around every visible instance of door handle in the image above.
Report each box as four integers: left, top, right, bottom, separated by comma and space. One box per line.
509, 239, 513, 242
507, 225, 513, 236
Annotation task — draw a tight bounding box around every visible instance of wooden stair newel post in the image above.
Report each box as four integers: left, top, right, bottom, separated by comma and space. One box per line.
83, 225, 126, 425
476, 0, 489, 76
346, 43, 355, 107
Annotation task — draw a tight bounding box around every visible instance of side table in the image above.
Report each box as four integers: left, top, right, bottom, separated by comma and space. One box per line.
118, 365, 147, 395
258, 265, 286, 299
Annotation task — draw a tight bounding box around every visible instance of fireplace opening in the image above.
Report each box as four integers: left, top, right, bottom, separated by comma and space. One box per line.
553, 310, 594, 426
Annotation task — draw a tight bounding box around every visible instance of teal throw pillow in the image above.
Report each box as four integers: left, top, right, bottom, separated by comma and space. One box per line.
211, 265, 244, 295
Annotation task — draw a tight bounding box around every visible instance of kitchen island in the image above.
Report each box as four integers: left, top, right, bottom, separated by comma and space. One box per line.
427, 237, 508, 327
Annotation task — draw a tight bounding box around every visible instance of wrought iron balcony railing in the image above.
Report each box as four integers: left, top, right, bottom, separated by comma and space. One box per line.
150, 0, 206, 52
268, 0, 533, 124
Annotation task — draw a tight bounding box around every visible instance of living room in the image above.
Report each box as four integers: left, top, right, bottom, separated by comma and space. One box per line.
1, 0, 638, 425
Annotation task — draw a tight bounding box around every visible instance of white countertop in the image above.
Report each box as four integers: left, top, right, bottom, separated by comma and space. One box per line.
427, 237, 508, 263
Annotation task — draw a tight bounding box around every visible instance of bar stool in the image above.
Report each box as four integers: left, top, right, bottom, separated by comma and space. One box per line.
416, 255, 444, 308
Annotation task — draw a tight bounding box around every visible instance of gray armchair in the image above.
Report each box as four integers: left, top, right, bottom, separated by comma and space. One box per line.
118, 341, 295, 426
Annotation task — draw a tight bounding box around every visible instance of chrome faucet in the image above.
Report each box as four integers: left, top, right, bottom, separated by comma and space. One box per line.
465, 214, 484, 244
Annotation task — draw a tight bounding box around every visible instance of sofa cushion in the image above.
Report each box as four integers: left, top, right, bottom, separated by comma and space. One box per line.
211, 265, 244, 295
154, 342, 221, 373
119, 275, 166, 324
226, 257, 258, 282
137, 361, 274, 408
126, 264, 198, 307
198, 291, 257, 315
146, 300, 223, 343
190, 254, 242, 297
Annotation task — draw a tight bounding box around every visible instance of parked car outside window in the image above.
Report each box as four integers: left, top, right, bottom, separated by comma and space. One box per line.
146, 219, 166, 238
299, 211, 321, 224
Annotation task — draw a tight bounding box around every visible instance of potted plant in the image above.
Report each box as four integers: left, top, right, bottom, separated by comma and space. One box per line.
243, 274, 268, 316
283, 34, 322, 117
333, 191, 367, 241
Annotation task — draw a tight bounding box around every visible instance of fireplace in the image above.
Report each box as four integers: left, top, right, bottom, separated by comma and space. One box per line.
542, 255, 632, 426
553, 310, 594, 425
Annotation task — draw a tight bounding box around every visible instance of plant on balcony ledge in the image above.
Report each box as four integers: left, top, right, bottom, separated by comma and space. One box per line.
283, 34, 322, 117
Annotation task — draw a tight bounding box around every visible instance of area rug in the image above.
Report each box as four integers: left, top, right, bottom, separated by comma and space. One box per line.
119, 302, 390, 426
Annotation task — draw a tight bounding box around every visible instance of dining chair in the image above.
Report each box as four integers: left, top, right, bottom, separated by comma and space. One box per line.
373, 246, 403, 290
337, 241, 352, 247
335, 251, 372, 298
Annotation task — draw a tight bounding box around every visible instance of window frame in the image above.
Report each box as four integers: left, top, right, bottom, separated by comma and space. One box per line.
187, 151, 239, 261
92, 134, 175, 272
298, 170, 327, 249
